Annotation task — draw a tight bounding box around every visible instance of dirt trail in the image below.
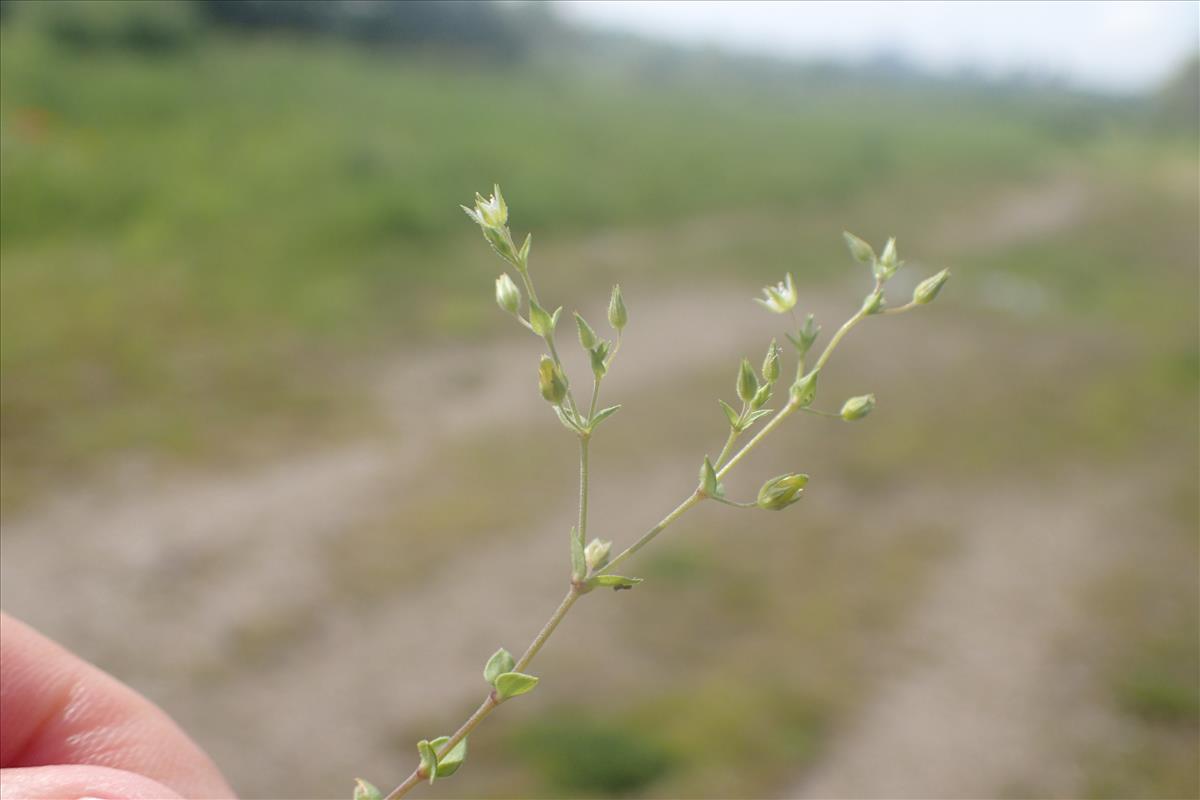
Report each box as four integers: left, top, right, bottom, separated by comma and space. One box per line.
783, 475, 1145, 799
0, 174, 1094, 797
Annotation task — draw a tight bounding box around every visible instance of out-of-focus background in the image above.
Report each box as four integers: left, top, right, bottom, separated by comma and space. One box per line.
1, 1, 1196, 797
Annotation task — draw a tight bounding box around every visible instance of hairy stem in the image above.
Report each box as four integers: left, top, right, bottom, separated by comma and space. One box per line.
577, 436, 591, 565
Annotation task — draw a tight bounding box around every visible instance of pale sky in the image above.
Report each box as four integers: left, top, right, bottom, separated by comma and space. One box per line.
557, 1, 1200, 94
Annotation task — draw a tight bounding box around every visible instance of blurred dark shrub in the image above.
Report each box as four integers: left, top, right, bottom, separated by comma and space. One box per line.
197, 0, 533, 59
33, 0, 201, 55
511, 711, 676, 796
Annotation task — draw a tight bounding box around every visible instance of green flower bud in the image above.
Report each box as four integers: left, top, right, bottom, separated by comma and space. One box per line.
790, 369, 819, 408
737, 358, 759, 403
584, 538, 612, 572
800, 313, 820, 352
840, 393, 876, 421
861, 289, 885, 315
750, 383, 772, 411
574, 312, 598, 349
608, 284, 627, 331
495, 273, 521, 315
757, 473, 809, 511
843, 231, 876, 265
537, 356, 568, 405
762, 339, 780, 383
913, 269, 950, 304
876, 237, 900, 280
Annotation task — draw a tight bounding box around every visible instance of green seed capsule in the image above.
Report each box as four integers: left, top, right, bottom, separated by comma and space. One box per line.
840, 393, 876, 421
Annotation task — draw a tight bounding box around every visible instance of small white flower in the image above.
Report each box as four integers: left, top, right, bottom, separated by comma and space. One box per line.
754, 272, 797, 314
462, 184, 508, 229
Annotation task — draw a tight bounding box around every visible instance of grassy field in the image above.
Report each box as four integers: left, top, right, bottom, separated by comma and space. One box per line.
0, 22, 1128, 506
1, 14, 1196, 800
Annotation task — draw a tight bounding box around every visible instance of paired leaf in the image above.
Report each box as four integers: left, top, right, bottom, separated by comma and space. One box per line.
699, 456, 724, 498
744, 408, 774, 427
719, 399, 742, 431
353, 779, 382, 800
429, 736, 468, 779
494, 671, 540, 700
484, 648, 515, 686
589, 404, 621, 429
588, 574, 643, 591
553, 405, 584, 433
417, 739, 438, 783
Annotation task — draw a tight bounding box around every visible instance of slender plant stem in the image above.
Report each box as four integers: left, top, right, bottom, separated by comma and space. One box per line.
588, 377, 602, 421
714, 428, 740, 469
384, 695, 497, 800
385, 588, 580, 800
515, 587, 580, 672
813, 308, 866, 373
384, 290, 882, 800
715, 402, 797, 479
601, 490, 704, 576
577, 436, 591, 564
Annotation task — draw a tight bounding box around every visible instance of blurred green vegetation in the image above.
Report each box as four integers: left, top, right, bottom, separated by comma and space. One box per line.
0, 2, 1160, 505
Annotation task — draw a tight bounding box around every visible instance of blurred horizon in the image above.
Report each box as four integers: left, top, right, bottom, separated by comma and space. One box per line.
1, 2, 1196, 799
560, 0, 1200, 95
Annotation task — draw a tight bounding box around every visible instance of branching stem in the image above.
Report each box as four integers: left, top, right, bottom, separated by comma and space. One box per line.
384, 265, 893, 800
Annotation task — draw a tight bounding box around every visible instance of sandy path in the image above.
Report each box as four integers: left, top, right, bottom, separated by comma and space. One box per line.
783, 475, 1144, 799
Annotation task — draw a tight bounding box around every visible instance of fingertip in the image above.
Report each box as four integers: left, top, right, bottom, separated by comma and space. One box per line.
1, 764, 184, 799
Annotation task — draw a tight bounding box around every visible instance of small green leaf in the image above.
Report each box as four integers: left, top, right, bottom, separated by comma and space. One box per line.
553, 405, 583, 433
699, 455, 724, 498
353, 779, 382, 800
570, 526, 586, 581
550, 306, 563, 330
417, 739, 438, 783
484, 648, 515, 686
590, 404, 621, 428
494, 671, 540, 700
429, 736, 468, 779
744, 408, 774, 426
575, 312, 598, 349
588, 574, 643, 591
589, 341, 610, 378
517, 232, 532, 264
529, 301, 553, 336
719, 399, 742, 431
